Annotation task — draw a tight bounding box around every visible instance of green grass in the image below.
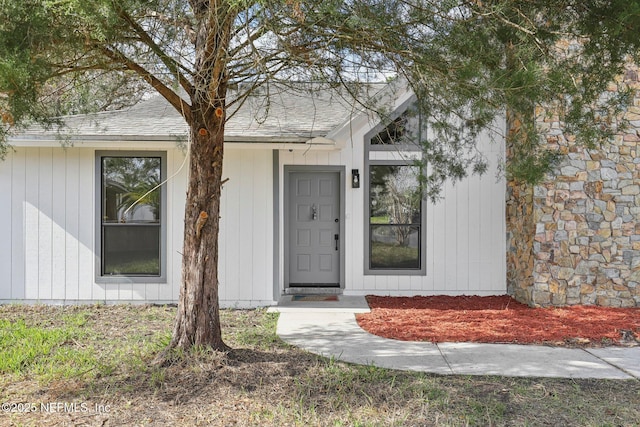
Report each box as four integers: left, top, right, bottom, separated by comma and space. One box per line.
0, 318, 73, 374
0, 305, 639, 426
0, 313, 103, 380
0, 306, 171, 388
223, 308, 280, 350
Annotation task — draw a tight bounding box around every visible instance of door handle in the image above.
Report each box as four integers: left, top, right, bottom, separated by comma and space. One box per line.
334, 234, 339, 251
312, 204, 318, 221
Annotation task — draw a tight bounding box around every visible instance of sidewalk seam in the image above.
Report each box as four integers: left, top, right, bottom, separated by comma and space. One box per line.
435, 344, 454, 375
583, 349, 640, 380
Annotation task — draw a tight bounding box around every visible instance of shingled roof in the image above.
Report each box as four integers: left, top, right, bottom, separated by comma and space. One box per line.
12, 83, 372, 144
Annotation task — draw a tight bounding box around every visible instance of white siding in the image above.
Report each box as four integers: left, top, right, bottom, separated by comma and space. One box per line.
77, 149, 95, 301
278, 113, 506, 297
64, 149, 80, 301
163, 149, 185, 302
218, 149, 275, 307
11, 150, 26, 299
24, 150, 39, 299
0, 151, 12, 299
0, 146, 188, 304
1, 99, 505, 306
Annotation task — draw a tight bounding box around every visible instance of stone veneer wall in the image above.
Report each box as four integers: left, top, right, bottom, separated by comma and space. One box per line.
505, 167, 535, 303
507, 65, 640, 307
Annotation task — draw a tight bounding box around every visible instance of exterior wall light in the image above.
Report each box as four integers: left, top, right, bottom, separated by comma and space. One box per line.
352, 169, 360, 188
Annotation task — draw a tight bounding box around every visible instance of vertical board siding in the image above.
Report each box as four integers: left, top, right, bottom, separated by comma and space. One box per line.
24, 149, 40, 300
238, 151, 255, 301
64, 149, 80, 301
2, 146, 188, 304
51, 149, 67, 300
77, 148, 95, 301
4, 111, 504, 305
104, 284, 119, 301
430, 186, 446, 291
218, 149, 274, 307
0, 153, 12, 299
118, 283, 133, 301
217, 159, 229, 302
37, 148, 53, 300
444, 181, 458, 290
164, 148, 187, 302
252, 150, 272, 301
490, 156, 507, 291
456, 176, 470, 292
11, 150, 26, 299
220, 151, 241, 303
468, 169, 481, 288
3, 145, 273, 306
281, 116, 506, 298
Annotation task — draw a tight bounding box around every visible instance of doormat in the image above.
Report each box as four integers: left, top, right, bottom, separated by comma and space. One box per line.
291, 295, 339, 302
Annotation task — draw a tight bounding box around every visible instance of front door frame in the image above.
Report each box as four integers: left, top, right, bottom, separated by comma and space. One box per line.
283, 165, 346, 290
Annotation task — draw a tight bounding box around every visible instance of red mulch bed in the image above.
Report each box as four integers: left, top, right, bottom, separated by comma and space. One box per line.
356, 295, 640, 347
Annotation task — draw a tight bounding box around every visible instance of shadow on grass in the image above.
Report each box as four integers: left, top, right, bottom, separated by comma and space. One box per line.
2, 305, 640, 426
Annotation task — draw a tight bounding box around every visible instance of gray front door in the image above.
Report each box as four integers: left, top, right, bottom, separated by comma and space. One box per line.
288, 171, 340, 287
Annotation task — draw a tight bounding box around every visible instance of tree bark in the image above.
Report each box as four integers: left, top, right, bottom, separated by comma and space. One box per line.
169, 97, 228, 351
167, 0, 234, 352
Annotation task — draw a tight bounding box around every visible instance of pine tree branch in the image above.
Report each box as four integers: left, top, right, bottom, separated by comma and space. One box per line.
117, 6, 194, 96
101, 46, 192, 123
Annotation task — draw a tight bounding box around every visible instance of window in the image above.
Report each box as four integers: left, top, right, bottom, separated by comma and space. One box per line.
365, 99, 426, 274
371, 115, 408, 145
369, 164, 422, 269
98, 153, 165, 279
369, 102, 423, 149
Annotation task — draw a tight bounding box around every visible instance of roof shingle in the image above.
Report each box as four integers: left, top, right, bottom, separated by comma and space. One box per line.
15, 84, 366, 143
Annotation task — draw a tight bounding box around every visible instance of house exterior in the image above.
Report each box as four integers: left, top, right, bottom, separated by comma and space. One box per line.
507, 64, 640, 308
0, 83, 506, 307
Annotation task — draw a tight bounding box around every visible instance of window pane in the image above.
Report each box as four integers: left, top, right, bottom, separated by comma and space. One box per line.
102, 157, 161, 223
370, 104, 423, 146
370, 225, 420, 269
371, 115, 408, 145
103, 224, 160, 275
370, 165, 421, 225
101, 155, 162, 277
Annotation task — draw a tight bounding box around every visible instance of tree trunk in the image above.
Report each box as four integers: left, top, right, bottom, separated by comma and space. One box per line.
169, 92, 229, 351
167, 0, 234, 351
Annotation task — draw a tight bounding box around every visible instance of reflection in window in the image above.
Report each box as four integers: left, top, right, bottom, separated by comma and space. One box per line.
369, 165, 421, 269
370, 104, 423, 146
101, 156, 161, 276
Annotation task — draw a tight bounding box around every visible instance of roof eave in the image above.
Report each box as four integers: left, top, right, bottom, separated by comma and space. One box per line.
7, 134, 339, 150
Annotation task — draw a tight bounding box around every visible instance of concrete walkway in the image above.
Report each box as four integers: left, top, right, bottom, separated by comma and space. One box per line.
268, 296, 640, 379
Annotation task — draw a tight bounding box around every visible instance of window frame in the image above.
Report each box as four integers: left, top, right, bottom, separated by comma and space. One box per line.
364, 98, 427, 276
95, 151, 167, 284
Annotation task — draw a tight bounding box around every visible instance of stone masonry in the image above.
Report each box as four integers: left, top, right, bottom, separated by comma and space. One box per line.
507, 64, 640, 307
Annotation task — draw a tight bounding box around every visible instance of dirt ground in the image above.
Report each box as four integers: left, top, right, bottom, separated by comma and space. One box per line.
1, 303, 640, 426
357, 295, 640, 346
